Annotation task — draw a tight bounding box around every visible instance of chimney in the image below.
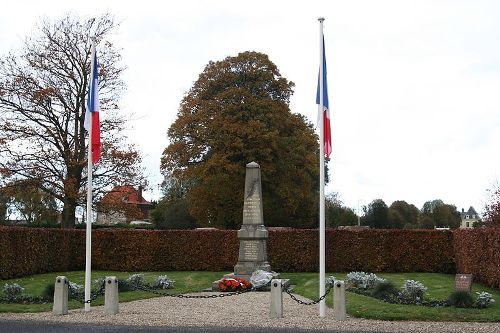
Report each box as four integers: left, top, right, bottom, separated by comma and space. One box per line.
461, 208, 464, 213
138, 185, 143, 201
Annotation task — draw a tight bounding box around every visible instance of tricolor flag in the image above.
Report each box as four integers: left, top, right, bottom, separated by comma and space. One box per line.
84, 47, 101, 164
316, 37, 332, 158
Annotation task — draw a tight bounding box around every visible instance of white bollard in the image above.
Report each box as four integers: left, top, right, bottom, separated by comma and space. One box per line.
333, 280, 346, 321
52, 276, 68, 315
270, 279, 283, 318
104, 276, 119, 315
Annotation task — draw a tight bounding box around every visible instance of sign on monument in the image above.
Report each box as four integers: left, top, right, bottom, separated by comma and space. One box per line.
454, 274, 473, 293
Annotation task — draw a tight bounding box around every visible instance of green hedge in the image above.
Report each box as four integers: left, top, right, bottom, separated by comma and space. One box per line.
454, 228, 500, 289
0, 227, 498, 290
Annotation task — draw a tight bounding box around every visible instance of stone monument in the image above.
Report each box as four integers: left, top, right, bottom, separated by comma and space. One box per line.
454, 274, 473, 293
233, 161, 271, 280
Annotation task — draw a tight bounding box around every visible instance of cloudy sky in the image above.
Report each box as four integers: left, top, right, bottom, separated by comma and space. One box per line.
1, 0, 498, 215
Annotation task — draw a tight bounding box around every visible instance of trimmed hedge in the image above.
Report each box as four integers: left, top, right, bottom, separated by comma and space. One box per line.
454, 228, 500, 290
92, 229, 238, 272
0, 227, 498, 290
0, 227, 83, 279
269, 229, 455, 273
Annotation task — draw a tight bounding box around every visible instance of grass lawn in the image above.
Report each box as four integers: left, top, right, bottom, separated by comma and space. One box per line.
1, 271, 499, 322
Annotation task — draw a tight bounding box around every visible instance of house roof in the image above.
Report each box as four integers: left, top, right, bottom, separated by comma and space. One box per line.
100, 185, 151, 205
460, 206, 478, 219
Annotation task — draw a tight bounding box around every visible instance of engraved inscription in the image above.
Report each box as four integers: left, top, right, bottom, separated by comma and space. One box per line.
454, 274, 473, 292
243, 241, 260, 261
243, 197, 261, 221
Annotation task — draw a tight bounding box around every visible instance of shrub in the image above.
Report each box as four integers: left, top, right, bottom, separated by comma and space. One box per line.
346, 272, 385, 290
93, 277, 106, 292
153, 275, 175, 289
3, 283, 24, 298
68, 281, 84, 299
448, 290, 474, 308
42, 283, 55, 301
401, 280, 427, 304
371, 280, 398, 300
475, 291, 496, 308
126, 273, 145, 290
118, 279, 132, 292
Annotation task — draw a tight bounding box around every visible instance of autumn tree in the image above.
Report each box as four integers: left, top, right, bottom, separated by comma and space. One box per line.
161, 51, 319, 229
2, 179, 59, 225
388, 200, 420, 229
0, 14, 144, 228
484, 182, 500, 227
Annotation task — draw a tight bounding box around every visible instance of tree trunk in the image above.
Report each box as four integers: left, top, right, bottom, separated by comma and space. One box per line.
61, 198, 76, 228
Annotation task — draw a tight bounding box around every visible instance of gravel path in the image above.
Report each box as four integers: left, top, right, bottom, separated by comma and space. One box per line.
0, 292, 499, 333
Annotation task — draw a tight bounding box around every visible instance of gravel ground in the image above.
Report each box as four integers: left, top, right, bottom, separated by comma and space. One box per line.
0, 292, 499, 333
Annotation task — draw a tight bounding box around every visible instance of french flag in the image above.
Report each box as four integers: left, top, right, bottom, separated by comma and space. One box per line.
316, 37, 332, 158
84, 47, 101, 164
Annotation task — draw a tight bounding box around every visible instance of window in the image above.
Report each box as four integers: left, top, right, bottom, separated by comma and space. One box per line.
466, 215, 469, 219
466, 222, 469, 228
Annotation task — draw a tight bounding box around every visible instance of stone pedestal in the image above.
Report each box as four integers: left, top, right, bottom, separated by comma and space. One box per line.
270, 279, 284, 318
52, 276, 68, 315
333, 280, 346, 321
233, 162, 271, 280
104, 276, 119, 315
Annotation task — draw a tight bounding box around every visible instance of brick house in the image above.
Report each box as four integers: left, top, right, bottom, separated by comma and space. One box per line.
96, 185, 152, 225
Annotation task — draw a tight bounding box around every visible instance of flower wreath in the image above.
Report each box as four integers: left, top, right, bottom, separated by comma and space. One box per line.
218, 277, 252, 292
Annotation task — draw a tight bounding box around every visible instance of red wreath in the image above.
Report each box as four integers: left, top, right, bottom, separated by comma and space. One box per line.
218, 277, 251, 292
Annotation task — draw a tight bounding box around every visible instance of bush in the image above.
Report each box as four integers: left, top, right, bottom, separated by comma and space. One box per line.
371, 280, 398, 300
346, 272, 385, 290
448, 290, 474, 308
68, 281, 84, 299
126, 273, 145, 290
41, 283, 55, 301
153, 275, 175, 289
475, 291, 496, 308
3, 283, 24, 298
401, 280, 427, 304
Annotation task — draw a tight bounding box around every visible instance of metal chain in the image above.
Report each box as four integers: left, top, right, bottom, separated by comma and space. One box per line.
284, 283, 333, 305
73, 280, 106, 304
137, 284, 264, 299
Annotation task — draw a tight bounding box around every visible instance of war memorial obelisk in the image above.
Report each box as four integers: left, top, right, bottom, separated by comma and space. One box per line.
233, 161, 271, 279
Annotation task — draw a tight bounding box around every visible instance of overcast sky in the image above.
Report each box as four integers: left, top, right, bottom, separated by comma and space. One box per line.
1, 0, 499, 215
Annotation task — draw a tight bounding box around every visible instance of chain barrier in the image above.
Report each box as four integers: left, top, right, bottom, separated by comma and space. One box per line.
72, 280, 106, 305
136, 282, 269, 299
284, 283, 333, 305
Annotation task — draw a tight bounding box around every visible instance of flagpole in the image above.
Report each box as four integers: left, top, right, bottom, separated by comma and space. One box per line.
318, 17, 326, 318
84, 38, 96, 312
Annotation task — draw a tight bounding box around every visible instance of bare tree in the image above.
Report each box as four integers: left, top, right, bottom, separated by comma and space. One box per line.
0, 14, 144, 228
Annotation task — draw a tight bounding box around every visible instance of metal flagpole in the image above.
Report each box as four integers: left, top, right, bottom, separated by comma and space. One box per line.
84, 38, 96, 312
318, 17, 326, 318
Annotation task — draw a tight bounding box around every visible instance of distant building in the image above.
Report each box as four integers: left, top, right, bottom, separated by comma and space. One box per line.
96, 185, 152, 225
460, 206, 479, 229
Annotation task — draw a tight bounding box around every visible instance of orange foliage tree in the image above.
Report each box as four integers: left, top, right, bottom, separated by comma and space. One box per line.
161, 52, 319, 229
484, 182, 500, 227
0, 14, 144, 228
